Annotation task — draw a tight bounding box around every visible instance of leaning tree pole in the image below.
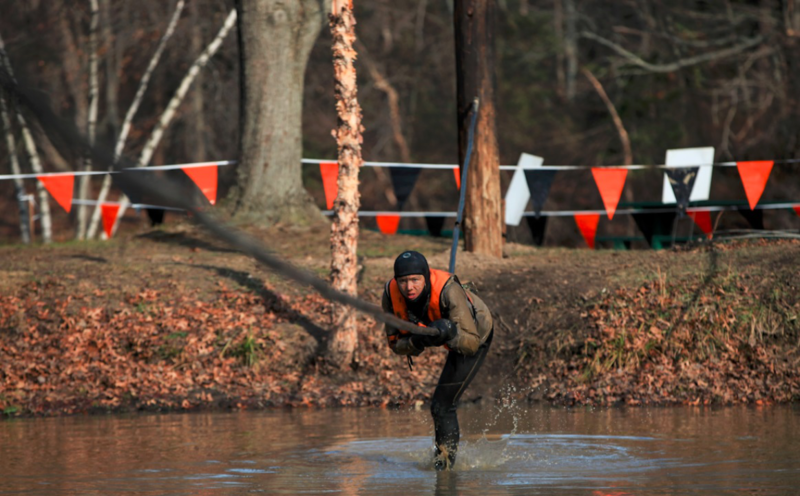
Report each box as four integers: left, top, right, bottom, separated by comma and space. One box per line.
454, 0, 502, 257
328, 0, 364, 369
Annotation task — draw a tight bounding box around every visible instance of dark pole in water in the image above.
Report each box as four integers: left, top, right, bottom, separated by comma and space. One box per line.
449, 98, 479, 274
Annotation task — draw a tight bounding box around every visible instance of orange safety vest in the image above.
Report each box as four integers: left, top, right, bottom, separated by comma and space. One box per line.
387, 268, 451, 327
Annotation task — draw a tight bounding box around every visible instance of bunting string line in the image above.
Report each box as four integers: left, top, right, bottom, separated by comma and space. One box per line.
1, 157, 800, 181
68, 200, 800, 217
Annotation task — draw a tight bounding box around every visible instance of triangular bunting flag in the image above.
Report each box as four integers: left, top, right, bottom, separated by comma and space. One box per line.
453, 167, 461, 190
182, 165, 218, 205
687, 209, 713, 239
574, 213, 600, 249
425, 216, 445, 237
736, 160, 773, 210
793, 206, 800, 218
524, 170, 557, 216
736, 207, 764, 230
376, 214, 401, 235
101, 203, 120, 239
665, 167, 699, 211
591, 168, 627, 220
37, 174, 74, 213
389, 167, 421, 209
525, 216, 548, 246
632, 211, 677, 248
320, 162, 339, 209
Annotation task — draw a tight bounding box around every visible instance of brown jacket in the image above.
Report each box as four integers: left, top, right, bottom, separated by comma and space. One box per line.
382, 275, 493, 356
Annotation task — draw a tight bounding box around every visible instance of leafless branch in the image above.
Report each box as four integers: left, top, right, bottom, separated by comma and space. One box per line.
581, 67, 632, 166
581, 30, 763, 73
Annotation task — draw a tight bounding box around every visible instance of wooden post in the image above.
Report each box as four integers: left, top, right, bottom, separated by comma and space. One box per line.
454, 0, 502, 258
328, 0, 364, 369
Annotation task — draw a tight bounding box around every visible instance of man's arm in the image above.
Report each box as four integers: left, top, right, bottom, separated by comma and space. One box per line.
441, 282, 482, 356
382, 290, 423, 356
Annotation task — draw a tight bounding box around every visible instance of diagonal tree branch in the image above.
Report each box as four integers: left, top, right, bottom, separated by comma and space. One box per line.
86, 0, 187, 239
581, 67, 632, 166
581, 30, 763, 73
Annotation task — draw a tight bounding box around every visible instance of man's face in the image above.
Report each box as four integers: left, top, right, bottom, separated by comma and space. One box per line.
397, 274, 426, 300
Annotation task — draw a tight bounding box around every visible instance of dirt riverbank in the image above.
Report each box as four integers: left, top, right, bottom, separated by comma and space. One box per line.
1, 222, 799, 417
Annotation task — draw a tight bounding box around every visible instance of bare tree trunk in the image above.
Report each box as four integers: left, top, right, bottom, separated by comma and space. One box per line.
86, 0, 186, 239
226, 0, 328, 226
189, 0, 207, 162
57, 5, 89, 133
454, 0, 502, 258
564, 0, 578, 101
328, 0, 364, 369
554, 0, 566, 98
100, 0, 121, 138
0, 33, 52, 243
0, 94, 31, 243
77, 0, 100, 240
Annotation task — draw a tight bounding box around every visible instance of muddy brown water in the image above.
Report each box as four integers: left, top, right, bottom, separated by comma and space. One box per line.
1, 403, 799, 495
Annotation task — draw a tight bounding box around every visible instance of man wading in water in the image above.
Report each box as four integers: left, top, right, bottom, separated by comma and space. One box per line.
382, 251, 494, 470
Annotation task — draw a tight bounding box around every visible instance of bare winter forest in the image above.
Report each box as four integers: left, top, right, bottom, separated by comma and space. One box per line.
1, 0, 799, 245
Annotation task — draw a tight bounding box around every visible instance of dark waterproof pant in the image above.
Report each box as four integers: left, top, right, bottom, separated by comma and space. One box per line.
430, 329, 493, 459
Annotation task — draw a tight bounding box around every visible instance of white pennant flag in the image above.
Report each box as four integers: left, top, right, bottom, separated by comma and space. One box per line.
505, 153, 543, 226
662, 147, 715, 203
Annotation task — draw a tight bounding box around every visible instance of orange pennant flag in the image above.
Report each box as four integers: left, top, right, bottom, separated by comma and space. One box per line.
320, 162, 339, 209
37, 174, 74, 213
182, 165, 218, 205
736, 160, 773, 210
101, 203, 120, 239
591, 168, 628, 220
453, 167, 461, 189
574, 213, 600, 249
376, 214, 401, 235
687, 209, 713, 239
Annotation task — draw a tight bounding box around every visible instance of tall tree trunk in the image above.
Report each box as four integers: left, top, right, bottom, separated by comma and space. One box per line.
0, 33, 52, 243
77, 0, 100, 240
0, 94, 31, 244
327, 0, 363, 370
781, 0, 800, 157
189, 0, 207, 162
99, 0, 121, 139
227, 0, 328, 226
563, 0, 578, 101
86, 0, 186, 239
554, 0, 566, 99
454, 0, 502, 258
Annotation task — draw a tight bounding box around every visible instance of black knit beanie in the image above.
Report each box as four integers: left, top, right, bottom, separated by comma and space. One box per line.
393, 251, 430, 279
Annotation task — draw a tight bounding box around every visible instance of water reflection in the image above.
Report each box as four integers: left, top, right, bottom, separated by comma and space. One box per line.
0, 405, 798, 495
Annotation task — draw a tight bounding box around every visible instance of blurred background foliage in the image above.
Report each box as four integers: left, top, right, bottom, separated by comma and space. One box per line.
1, 0, 799, 245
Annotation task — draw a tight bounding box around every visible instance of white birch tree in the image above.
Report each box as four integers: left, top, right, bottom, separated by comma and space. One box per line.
85, 0, 186, 239
0, 32, 53, 243
76, 0, 100, 240
108, 8, 237, 237
0, 93, 31, 243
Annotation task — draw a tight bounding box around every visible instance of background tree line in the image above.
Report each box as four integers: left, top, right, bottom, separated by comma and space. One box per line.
1, 0, 799, 245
